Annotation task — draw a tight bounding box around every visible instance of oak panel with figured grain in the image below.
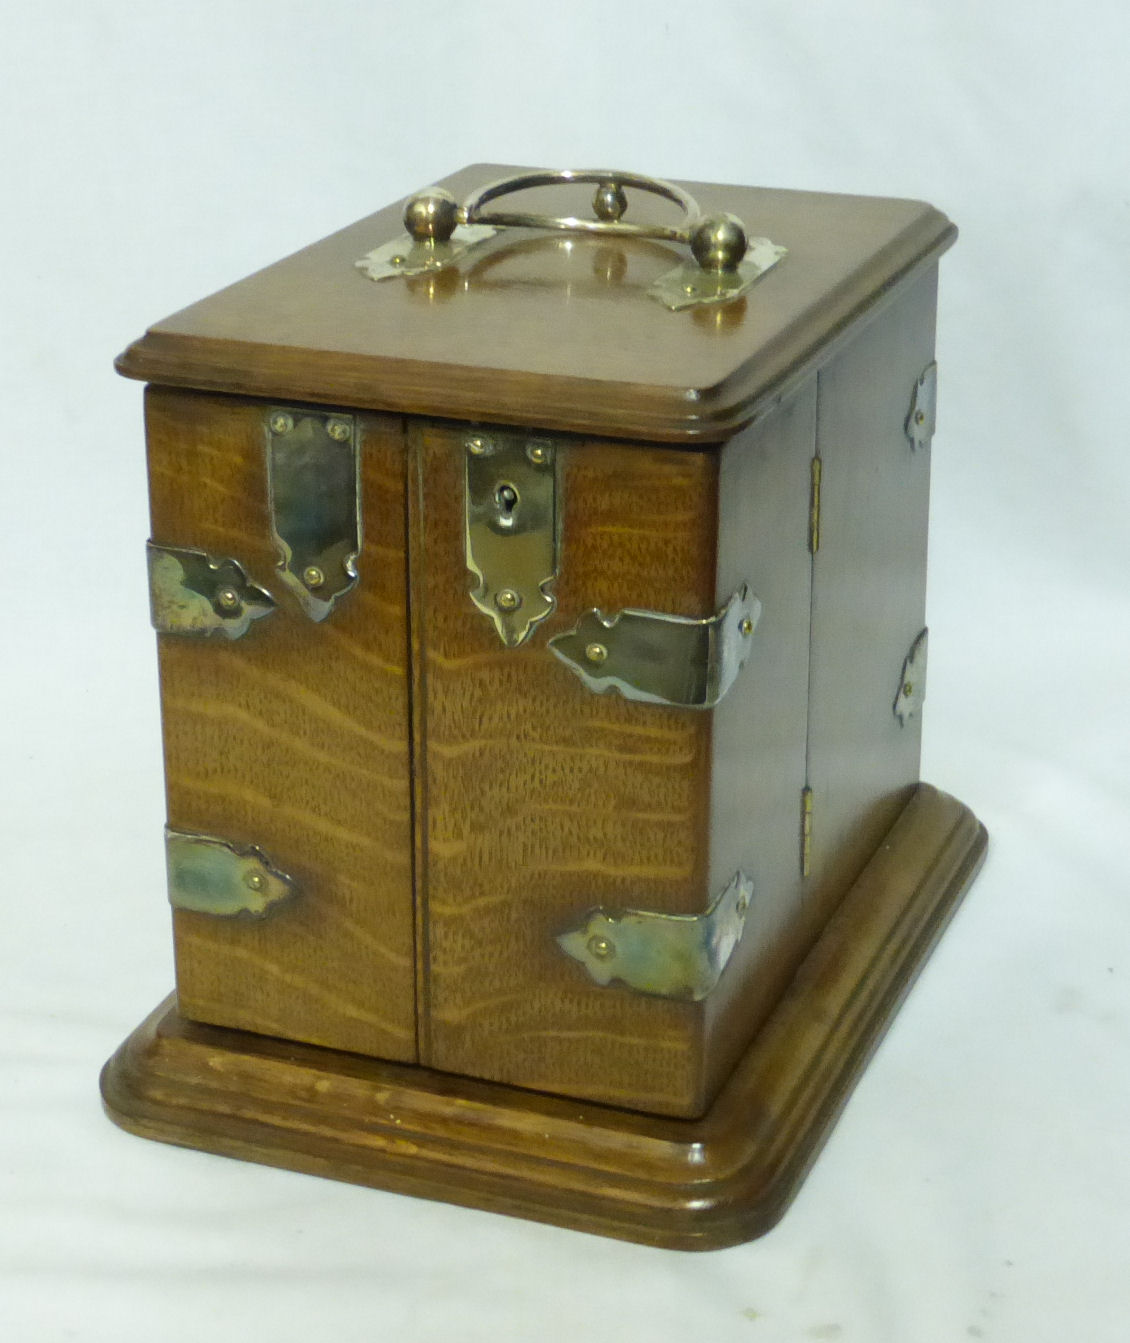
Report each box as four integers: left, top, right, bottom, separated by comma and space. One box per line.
146, 388, 417, 1060
411, 421, 719, 1115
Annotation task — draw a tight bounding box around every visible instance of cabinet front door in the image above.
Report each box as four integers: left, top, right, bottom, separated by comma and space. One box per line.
148, 388, 418, 1062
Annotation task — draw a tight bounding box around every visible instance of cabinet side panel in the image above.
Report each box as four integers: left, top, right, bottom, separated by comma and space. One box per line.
702, 382, 817, 1103
414, 423, 716, 1116
146, 388, 417, 1061
805, 268, 937, 921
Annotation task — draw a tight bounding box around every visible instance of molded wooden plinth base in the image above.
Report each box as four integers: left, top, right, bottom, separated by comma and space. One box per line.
101, 784, 986, 1250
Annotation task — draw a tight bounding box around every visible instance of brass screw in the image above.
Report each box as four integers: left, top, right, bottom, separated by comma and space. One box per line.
390, 254, 406, 266
585, 642, 608, 665
587, 934, 615, 961
526, 443, 551, 466
245, 871, 265, 892
739, 617, 754, 637
903, 681, 914, 697
303, 565, 326, 589
736, 894, 749, 915
467, 436, 489, 455
216, 587, 241, 612
683, 283, 696, 295
914, 410, 926, 426
326, 419, 351, 442
495, 588, 521, 612
270, 412, 293, 435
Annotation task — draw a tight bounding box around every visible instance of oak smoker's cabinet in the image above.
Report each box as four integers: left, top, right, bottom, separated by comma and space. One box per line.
101, 165, 986, 1249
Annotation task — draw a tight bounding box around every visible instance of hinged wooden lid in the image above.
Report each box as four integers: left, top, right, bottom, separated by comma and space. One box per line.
116, 163, 955, 444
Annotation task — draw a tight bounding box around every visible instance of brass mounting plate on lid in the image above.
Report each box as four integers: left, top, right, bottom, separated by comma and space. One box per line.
355, 225, 498, 281
266, 408, 360, 621
556, 870, 754, 1002
165, 829, 298, 918
548, 586, 760, 709
649, 237, 787, 312
464, 432, 559, 648
147, 541, 276, 639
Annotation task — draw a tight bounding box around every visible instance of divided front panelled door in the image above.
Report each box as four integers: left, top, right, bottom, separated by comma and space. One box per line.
149, 387, 809, 1116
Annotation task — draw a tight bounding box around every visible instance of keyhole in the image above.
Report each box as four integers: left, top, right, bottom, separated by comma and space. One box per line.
496, 482, 519, 526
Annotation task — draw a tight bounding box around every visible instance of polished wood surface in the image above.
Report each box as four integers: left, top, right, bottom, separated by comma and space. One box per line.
701, 385, 818, 1101
409, 421, 718, 1115
116, 165, 955, 443
146, 388, 418, 1061
805, 269, 937, 927
101, 786, 988, 1251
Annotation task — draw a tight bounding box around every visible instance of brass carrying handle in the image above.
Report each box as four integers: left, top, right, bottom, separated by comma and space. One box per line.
403, 169, 752, 274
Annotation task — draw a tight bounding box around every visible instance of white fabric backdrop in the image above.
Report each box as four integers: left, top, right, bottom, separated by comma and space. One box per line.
2, 2, 1127, 1339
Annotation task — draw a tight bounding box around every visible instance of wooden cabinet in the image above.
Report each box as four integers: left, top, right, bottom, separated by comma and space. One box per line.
103, 166, 985, 1243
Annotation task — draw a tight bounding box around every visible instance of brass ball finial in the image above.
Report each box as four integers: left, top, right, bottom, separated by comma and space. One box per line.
689, 212, 748, 273
592, 180, 628, 222
403, 188, 460, 243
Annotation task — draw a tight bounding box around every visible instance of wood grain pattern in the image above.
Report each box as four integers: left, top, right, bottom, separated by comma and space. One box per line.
101, 786, 988, 1251
701, 384, 818, 1102
410, 421, 719, 1115
133, 214, 947, 1118
146, 388, 417, 1060
805, 269, 938, 929
116, 165, 955, 443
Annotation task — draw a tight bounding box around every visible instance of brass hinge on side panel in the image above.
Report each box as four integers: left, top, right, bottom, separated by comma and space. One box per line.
808, 457, 822, 554
801, 786, 814, 878
894, 628, 929, 725
905, 362, 938, 451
